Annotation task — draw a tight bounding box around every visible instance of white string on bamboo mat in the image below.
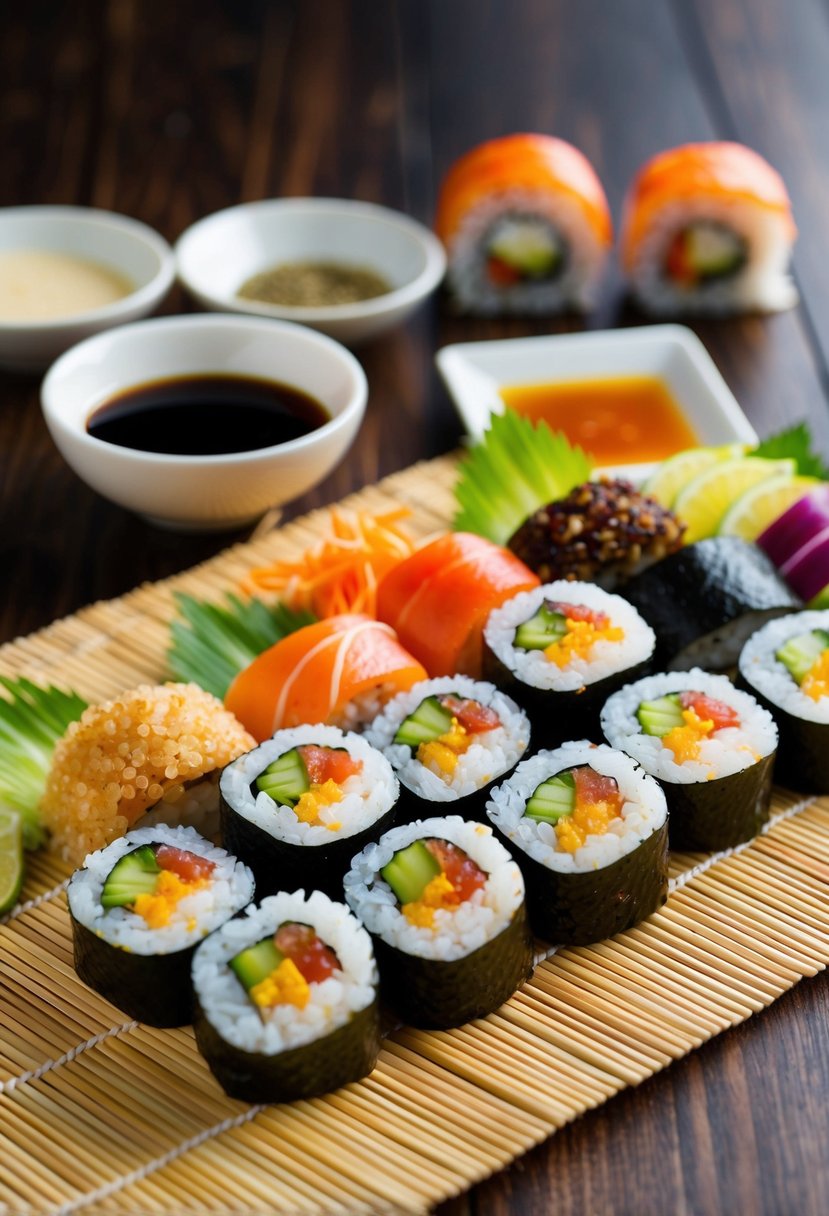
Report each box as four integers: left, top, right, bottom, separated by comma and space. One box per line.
50, 1104, 266, 1216
0, 877, 69, 927
0, 1021, 137, 1095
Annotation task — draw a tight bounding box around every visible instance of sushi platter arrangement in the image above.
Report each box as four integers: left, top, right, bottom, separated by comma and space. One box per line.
3, 129, 829, 1213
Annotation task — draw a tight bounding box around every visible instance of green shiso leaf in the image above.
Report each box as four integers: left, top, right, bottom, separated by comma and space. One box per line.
752, 423, 829, 480
0, 677, 87, 850
453, 411, 593, 545
166, 592, 316, 700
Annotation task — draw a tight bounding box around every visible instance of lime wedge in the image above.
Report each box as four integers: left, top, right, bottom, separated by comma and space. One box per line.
673, 457, 796, 544
642, 443, 747, 508
0, 804, 24, 914
719, 474, 821, 541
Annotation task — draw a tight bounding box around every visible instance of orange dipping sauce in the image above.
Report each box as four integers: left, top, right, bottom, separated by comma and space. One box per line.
499, 375, 698, 464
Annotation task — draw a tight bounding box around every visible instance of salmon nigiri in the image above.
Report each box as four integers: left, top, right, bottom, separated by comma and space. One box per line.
435, 133, 612, 315
620, 141, 796, 314
376, 532, 540, 678
224, 614, 427, 741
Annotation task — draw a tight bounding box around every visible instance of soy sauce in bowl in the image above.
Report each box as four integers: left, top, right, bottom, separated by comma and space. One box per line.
86, 373, 330, 456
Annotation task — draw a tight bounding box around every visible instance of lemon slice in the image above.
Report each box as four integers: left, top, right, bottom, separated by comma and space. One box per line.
0, 804, 24, 915
719, 474, 821, 541
674, 457, 796, 544
642, 443, 747, 508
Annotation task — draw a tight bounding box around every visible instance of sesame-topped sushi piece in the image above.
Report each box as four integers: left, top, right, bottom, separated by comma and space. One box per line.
344, 815, 533, 1027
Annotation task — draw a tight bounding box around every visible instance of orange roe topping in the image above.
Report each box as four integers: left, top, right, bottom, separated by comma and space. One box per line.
663, 706, 715, 764
544, 616, 625, 668
294, 778, 343, 826
249, 957, 310, 1010
402, 873, 458, 927
802, 650, 829, 701
555, 767, 623, 854
417, 717, 471, 777
132, 869, 209, 929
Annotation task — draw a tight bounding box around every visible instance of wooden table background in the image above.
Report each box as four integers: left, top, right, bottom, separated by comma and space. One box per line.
1, 1, 828, 1212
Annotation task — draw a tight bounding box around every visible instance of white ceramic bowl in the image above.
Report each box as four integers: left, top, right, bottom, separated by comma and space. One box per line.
0, 206, 175, 372
41, 314, 368, 531
175, 198, 446, 345
436, 323, 758, 481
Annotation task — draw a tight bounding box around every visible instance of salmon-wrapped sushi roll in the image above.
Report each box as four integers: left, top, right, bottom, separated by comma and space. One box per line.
621, 141, 797, 314
435, 133, 612, 314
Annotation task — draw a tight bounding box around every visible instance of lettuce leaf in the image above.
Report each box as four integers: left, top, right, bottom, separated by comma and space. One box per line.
752, 423, 829, 480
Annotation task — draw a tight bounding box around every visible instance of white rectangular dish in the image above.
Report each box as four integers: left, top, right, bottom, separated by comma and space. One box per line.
436, 324, 758, 480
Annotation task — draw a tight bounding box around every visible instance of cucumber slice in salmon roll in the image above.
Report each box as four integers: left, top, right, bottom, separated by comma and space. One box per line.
68, 825, 255, 1027
487, 741, 668, 944
601, 669, 778, 851
483, 581, 655, 745
192, 890, 380, 1103
220, 725, 400, 899
344, 815, 533, 1028
364, 676, 530, 824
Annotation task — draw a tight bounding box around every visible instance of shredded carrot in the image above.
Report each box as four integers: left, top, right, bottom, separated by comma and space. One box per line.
245, 507, 418, 618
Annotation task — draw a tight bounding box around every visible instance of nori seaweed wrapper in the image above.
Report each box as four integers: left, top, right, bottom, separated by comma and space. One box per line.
482, 642, 652, 749
393, 775, 511, 827
220, 796, 399, 900
495, 821, 669, 946
737, 674, 829, 793
660, 752, 775, 851
622, 538, 801, 672
370, 905, 534, 1029
71, 914, 197, 1027
193, 996, 381, 1104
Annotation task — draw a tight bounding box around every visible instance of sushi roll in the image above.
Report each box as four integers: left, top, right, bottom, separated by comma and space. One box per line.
486, 741, 669, 944
344, 816, 533, 1028
220, 726, 399, 899
601, 670, 778, 851
68, 825, 255, 1027
621, 537, 801, 672
435, 133, 612, 314
483, 581, 656, 745
364, 677, 530, 822
224, 614, 426, 740
621, 141, 797, 314
192, 890, 380, 1103
738, 611, 829, 791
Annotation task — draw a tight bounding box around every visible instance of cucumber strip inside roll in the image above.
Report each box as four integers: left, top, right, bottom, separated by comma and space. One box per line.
775, 629, 829, 686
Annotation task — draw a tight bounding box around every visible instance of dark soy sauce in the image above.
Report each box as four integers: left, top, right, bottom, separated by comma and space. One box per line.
86, 374, 330, 456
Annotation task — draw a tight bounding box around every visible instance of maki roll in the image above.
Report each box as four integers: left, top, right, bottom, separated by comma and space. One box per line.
68, 825, 255, 1027
602, 670, 778, 851
192, 890, 380, 1103
486, 741, 668, 945
435, 133, 612, 314
621, 537, 801, 672
483, 581, 655, 745
344, 816, 533, 1028
621, 141, 797, 314
739, 611, 829, 791
364, 677, 530, 822
220, 726, 399, 899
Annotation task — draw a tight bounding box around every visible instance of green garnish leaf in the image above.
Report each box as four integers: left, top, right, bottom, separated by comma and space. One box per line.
0, 677, 87, 850
453, 411, 593, 544
167, 592, 316, 700
752, 423, 829, 480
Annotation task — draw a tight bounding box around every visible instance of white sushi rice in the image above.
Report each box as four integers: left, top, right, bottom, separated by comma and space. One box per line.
364, 677, 529, 801
627, 195, 796, 315
739, 611, 829, 725
68, 824, 255, 955
486, 741, 667, 875
343, 815, 525, 961
601, 669, 777, 783
446, 188, 608, 314
219, 726, 398, 845
191, 890, 377, 1054
484, 582, 655, 692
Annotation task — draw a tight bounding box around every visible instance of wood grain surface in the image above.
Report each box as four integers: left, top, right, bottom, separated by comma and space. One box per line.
1, 2, 828, 1213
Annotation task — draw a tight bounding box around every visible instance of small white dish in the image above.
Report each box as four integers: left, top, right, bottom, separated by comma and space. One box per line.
175, 198, 446, 345
0, 206, 175, 372
436, 324, 758, 480
41, 314, 367, 531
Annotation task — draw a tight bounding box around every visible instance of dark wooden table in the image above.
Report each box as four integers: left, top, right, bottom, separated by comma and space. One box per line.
2, 2, 828, 1212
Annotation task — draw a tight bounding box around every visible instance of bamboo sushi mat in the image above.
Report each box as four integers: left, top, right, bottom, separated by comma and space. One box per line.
2, 453, 829, 1216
